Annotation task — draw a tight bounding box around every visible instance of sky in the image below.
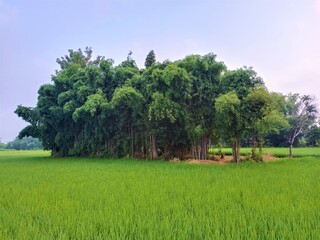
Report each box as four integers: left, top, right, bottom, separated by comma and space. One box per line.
0, 0, 320, 143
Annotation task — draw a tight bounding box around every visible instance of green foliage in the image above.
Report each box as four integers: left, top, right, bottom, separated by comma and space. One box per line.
282, 94, 319, 157
178, 54, 226, 159
56, 47, 94, 71
111, 86, 144, 110
5, 137, 43, 150
148, 92, 180, 123
215, 87, 287, 162
305, 125, 320, 146
75, 90, 108, 118
215, 92, 241, 139
221, 67, 264, 99
0, 151, 320, 239
144, 50, 156, 68
14, 48, 318, 160
208, 147, 320, 158
0, 139, 6, 150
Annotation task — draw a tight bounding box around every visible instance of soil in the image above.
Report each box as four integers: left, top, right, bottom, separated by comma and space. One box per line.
262, 154, 277, 162
186, 155, 233, 165
178, 154, 278, 165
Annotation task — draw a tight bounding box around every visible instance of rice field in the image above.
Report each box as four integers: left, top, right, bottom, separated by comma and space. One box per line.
0, 149, 319, 239
209, 147, 320, 158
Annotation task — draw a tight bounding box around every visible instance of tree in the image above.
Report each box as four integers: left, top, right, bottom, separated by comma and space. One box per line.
264, 92, 291, 147
215, 89, 281, 162
216, 68, 268, 162
147, 63, 192, 159
284, 94, 318, 157
111, 86, 144, 157
144, 50, 156, 68
305, 125, 320, 146
0, 138, 6, 149
242, 89, 288, 160
221, 67, 264, 99
55, 47, 94, 72
215, 92, 242, 162
14, 47, 315, 161
6, 137, 43, 150
178, 53, 226, 159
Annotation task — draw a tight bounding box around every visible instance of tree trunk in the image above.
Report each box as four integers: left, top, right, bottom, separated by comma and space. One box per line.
200, 136, 208, 160
258, 138, 263, 155
236, 140, 241, 163
150, 134, 158, 159
144, 132, 148, 159
130, 125, 134, 158
232, 140, 241, 163
192, 136, 208, 160
251, 135, 257, 160
140, 132, 146, 159
232, 142, 236, 163
289, 143, 293, 158
192, 142, 196, 159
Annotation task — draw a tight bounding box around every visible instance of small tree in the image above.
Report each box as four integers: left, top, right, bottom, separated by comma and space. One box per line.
216, 88, 285, 162
284, 94, 318, 157
242, 89, 288, 161
215, 92, 242, 163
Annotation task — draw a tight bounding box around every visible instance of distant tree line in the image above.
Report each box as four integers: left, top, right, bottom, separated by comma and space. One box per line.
0, 139, 6, 150
15, 48, 319, 161
0, 137, 43, 150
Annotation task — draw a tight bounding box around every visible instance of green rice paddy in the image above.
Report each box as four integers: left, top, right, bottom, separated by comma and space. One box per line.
0, 149, 319, 239
210, 147, 320, 158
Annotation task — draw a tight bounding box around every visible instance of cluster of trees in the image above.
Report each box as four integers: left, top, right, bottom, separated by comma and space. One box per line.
266, 95, 320, 149
0, 139, 6, 150
15, 48, 319, 161
305, 125, 320, 146
0, 137, 43, 150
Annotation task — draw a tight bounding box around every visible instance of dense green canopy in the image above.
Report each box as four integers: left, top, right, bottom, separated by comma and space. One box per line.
15, 48, 318, 161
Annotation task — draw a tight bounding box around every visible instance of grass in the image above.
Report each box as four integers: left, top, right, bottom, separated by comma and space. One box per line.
209, 147, 320, 158
0, 150, 319, 239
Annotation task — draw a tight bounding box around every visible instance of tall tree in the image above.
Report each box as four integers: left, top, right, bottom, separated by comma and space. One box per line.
144, 50, 156, 68
178, 53, 226, 159
147, 63, 192, 159
111, 86, 144, 157
216, 68, 267, 162
215, 92, 242, 162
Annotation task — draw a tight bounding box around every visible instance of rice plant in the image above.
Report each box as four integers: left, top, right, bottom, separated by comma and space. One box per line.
0, 150, 319, 239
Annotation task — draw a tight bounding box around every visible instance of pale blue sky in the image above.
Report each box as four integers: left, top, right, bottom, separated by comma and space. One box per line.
1, 0, 320, 142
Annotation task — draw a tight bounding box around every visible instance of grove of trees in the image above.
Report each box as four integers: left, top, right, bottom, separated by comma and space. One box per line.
1, 137, 43, 150
15, 48, 319, 161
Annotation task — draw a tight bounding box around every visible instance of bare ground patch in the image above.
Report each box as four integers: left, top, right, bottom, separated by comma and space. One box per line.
171, 154, 279, 165
262, 154, 278, 162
